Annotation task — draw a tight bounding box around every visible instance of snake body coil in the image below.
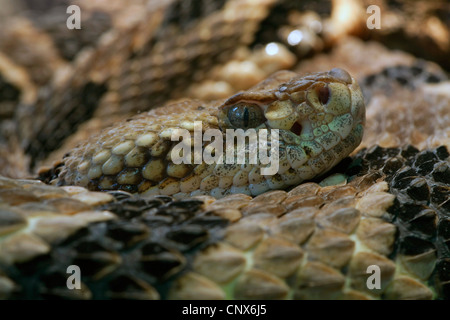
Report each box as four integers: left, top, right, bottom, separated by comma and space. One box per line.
56, 68, 365, 198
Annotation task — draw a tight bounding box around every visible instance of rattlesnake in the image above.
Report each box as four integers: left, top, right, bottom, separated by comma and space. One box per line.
52, 68, 365, 199
0, 0, 449, 300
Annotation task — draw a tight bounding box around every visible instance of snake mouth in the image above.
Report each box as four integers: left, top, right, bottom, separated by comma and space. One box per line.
290, 121, 303, 136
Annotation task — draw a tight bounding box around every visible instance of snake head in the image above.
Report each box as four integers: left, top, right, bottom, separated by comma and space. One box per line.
218, 68, 365, 178
218, 67, 365, 150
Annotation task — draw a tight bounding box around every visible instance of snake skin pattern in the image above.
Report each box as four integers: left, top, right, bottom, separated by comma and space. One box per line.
54, 68, 365, 199
0, 0, 449, 301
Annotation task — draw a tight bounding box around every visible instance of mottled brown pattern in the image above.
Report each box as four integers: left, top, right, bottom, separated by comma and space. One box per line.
0, 0, 449, 300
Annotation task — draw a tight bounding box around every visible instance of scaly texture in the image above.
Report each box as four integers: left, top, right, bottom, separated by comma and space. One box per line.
54, 68, 365, 199
1, 144, 448, 300
0, 0, 449, 301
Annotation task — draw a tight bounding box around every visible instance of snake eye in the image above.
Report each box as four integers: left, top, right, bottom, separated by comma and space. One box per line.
227, 103, 265, 129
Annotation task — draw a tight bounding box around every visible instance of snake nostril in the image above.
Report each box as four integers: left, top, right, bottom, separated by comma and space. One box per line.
290, 121, 303, 136
318, 85, 330, 105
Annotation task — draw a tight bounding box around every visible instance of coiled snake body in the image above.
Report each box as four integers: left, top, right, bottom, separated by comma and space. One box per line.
1, 0, 449, 301
56, 68, 365, 199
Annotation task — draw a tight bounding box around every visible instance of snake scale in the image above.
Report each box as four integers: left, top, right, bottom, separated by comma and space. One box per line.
0, 0, 449, 300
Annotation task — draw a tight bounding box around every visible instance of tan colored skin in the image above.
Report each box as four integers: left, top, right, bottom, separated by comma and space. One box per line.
56, 69, 365, 199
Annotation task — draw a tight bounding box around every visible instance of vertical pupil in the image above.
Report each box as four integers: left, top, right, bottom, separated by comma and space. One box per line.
243, 107, 249, 127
